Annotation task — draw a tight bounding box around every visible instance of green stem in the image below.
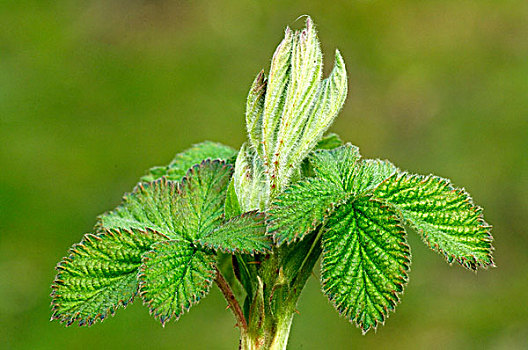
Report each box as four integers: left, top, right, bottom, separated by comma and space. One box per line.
239, 307, 295, 350
267, 310, 295, 350
239, 227, 324, 350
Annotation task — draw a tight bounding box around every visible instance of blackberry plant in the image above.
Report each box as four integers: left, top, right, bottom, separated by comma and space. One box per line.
51, 17, 494, 350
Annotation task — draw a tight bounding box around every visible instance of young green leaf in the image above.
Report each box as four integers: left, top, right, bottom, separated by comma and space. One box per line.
197, 211, 272, 255
224, 177, 242, 220
98, 178, 185, 239
283, 49, 347, 189
300, 133, 344, 177
311, 145, 397, 196
350, 159, 398, 195
268, 144, 361, 245
321, 197, 410, 333
271, 17, 323, 188
49, 16, 496, 342
373, 173, 493, 270
261, 26, 294, 174
243, 17, 348, 201
51, 228, 168, 326
268, 145, 400, 247
141, 141, 235, 182
315, 133, 343, 150
233, 143, 268, 212
246, 71, 267, 156
267, 178, 347, 244
177, 160, 233, 240
311, 144, 361, 192
99, 160, 233, 241
138, 240, 216, 326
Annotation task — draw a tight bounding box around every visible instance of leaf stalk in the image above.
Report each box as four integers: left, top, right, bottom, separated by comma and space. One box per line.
215, 266, 248, 331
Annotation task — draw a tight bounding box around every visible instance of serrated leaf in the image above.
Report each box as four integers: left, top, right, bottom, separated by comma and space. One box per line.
197, 211, 272, 255
141, 141, 235, 182
321, 197, 410, 333
315, 133, 343, 150
311, 144, 361, 192
310, 145, 396, 197
138, 240, 216, 325
177, 160, 233, 240
267, 178, 347, 244
351, 159, 398, 195
267, 144, 363, 245
373, 173, 494, 269
301, 133, 344, 177
51, 228, 168, 326
99, 178, 184, 239
100, 160, 232, 241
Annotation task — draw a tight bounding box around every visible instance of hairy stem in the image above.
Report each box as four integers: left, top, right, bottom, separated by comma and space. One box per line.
238, 227, 324, 350
215, 266, 248, 331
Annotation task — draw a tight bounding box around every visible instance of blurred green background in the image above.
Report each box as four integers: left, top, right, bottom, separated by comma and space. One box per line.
1, 0, 527, 349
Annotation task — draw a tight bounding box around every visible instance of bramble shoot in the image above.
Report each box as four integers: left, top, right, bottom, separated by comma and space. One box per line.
51, 16, 494, 349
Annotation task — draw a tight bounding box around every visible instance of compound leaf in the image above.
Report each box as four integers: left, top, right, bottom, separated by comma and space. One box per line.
100, 160, 232, 241
268, 144, 364, 245
321, 197, 410, 333
142, 141, 235, 182
267, 178, 347, 244
197, 211, 272, 255
51, 228, 168, 326
373, 173, 494, 270
138, 240, 216, 326
99, 178, 184, 239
